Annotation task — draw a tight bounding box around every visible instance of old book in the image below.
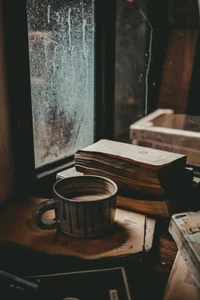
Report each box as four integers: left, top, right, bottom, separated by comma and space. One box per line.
116, 169, 195, 217
0, 267, 132, 299
75, 139, 187, 197
117, 195, 182, 218
77, 165, 193, 199
163, 251, 200, 300
169, 211, 200, 292
117, 184, 195, 218
57, 167, 195, 217
21, 267, 132, 300
75, 165, 167, 198
117, 195, 171, 217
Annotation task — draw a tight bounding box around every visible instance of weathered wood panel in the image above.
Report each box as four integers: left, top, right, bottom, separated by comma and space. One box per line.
0, 0, 15, 205
158, 30, 198, 113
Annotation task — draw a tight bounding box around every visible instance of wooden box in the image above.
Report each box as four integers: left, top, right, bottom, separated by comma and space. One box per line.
130, 109, 200, 166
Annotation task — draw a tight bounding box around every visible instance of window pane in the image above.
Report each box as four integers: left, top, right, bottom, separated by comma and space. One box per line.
26, 0, 95, 168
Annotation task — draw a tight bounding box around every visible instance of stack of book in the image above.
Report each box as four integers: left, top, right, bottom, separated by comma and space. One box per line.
74, 139, 195, 217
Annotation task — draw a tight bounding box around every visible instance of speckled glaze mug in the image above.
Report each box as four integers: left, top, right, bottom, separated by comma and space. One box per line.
33, 175, 118, 238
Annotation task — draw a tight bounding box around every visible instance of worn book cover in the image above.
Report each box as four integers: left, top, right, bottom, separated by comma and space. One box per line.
169, 211, 200, 292
163, 251, 200, 300
116, 174, 195, 217
26, 267, 132, 300
75, 139, 187, 197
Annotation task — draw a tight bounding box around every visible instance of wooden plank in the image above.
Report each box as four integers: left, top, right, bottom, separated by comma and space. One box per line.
132, 109, 174, 126
158, 30, 198, 113
159, 234, 178, 267
0, 197, 155, 261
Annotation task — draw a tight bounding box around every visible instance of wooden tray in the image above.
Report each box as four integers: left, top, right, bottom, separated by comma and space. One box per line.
130, 109, 200, 166
0, 197, 155, 261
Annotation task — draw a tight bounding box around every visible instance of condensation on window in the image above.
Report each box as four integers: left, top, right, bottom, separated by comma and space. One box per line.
27, 0, 95, 168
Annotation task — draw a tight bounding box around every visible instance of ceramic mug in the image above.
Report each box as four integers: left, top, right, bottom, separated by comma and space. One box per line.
33, 175, 118, 238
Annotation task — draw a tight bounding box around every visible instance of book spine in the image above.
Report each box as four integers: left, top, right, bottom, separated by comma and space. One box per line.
116, 195, 170, 217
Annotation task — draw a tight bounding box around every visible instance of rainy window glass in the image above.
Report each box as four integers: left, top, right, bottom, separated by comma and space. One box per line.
27, 0, 95, 168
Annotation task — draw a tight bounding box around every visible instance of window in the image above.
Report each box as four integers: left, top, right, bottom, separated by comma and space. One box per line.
3, 0, 116, 192
3, 0, 200, 193
27, 0, 95, 168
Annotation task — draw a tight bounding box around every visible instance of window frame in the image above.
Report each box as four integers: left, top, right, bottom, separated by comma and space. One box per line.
5, 0, 199, 196
2, 0, 117, 196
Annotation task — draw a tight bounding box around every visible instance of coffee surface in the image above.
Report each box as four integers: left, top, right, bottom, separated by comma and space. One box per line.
65, 191, 112, 201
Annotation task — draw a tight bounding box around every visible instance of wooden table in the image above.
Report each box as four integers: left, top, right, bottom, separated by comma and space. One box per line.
0, 197, 178, 299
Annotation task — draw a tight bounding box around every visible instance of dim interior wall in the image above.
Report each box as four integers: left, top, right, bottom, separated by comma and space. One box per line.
0, 0, 15, 205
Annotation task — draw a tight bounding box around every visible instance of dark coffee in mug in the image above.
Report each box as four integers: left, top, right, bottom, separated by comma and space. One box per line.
33, 175, 118, 239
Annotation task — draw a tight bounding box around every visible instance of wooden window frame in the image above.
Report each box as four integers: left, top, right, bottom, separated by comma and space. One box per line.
5, 0, 197, 197
2, 0, 117, 197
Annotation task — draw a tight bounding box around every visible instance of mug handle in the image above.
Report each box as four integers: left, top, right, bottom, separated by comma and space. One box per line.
33, 199, 59, 230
